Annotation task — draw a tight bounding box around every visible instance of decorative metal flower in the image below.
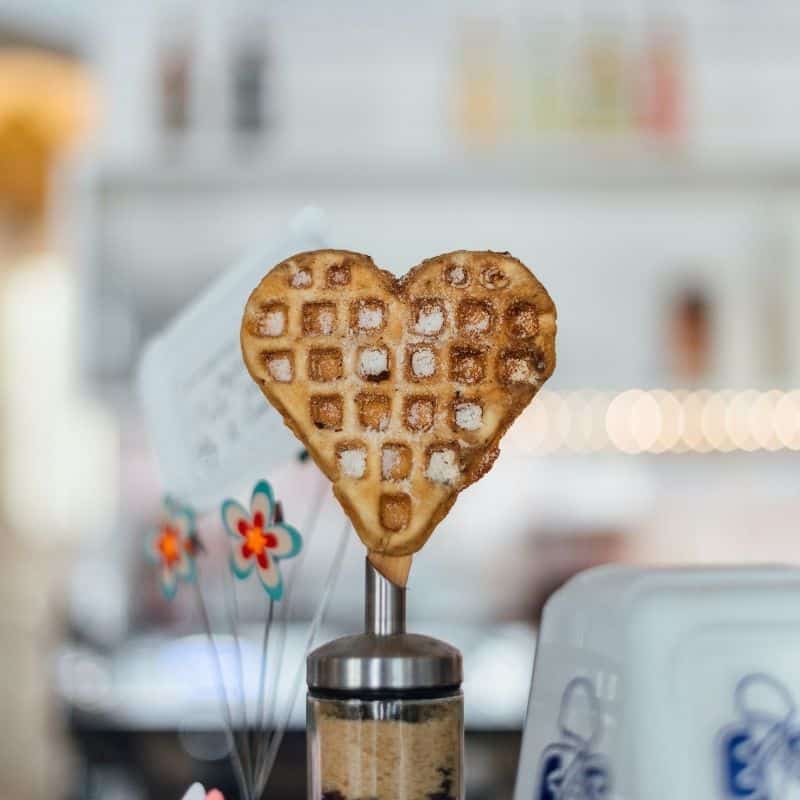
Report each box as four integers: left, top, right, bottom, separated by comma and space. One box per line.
146, 497, 199, 600
222, 480, 302, 600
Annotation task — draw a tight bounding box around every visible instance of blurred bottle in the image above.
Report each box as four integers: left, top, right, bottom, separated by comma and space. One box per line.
452, 18, 508, 150
570, 7, 631, 135
159, 27, 193, 141
524, 9, 571, 137
667, 286, 713, 383
753, 218, 792, 385
188, 4, 227, 160
230, 16, 271, 138
635, 14, 686, 142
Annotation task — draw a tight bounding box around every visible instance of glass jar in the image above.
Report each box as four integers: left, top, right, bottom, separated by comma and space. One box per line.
306, 560, 464, 800
308, 692, 463, 800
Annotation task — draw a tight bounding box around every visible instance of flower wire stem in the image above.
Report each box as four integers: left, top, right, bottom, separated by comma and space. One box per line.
255, 520, 351, 797
193, 574, 252, 800
254, 471, 328, 782
252, 596, 274, 780
225, 576, 254, 795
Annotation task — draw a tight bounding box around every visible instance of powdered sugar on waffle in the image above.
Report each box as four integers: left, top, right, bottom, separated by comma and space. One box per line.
358, 306, 383, 330
317, 309, 335, 335
291, 269, 312, 288
267, 355, 292, 382
381, 448, 398, 479
360, 348, 388, 378
446, 265, 467, 286
506, 357, 532, 382
414, 304, 444, 336
454, 402, 482, 431
411, 348, 436, 378
426, 449, 459, 485
339, 447, 366, 478
261, 309, 285, 336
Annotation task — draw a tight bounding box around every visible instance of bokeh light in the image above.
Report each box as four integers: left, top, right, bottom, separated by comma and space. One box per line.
513, 388, 800, 454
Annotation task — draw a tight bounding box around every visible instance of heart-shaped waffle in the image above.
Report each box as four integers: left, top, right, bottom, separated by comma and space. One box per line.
241, 250, 556, 556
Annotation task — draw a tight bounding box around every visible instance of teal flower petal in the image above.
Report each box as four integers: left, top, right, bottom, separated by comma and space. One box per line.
250, 480, 276, 525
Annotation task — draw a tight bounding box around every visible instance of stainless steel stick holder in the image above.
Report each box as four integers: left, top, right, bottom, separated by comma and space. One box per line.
365, 554, 406, 635
306, 558, 464, 800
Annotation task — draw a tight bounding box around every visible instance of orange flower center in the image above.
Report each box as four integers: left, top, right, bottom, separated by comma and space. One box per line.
157, 526, 181, 567
245, 526, 277, 556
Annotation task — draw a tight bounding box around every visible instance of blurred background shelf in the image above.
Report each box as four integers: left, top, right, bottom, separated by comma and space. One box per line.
77, 158, 800, 397
75, 155, 800, 192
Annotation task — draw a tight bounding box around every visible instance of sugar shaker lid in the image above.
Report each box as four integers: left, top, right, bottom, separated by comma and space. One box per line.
307, 631, 462, 693
307, 558, 462, 693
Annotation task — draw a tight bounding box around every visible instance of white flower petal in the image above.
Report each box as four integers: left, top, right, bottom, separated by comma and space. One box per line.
256, 554, 281, 594
222, 500, 250, 540
231, 541, 254, 578
161, 565, 177, 599
145, 531, 162, 563
174, 549, 194, 580
266, 525, 300, 559
169, 508, 193, 539
181, 784, 206, 800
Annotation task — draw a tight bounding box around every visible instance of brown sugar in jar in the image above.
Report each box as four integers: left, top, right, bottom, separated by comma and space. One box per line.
309, 694, 462, 800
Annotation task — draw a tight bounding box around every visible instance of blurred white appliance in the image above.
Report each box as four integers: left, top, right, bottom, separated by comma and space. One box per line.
514, 565, 800, 800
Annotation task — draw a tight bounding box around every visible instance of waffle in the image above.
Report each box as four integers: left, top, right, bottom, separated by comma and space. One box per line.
241, 249, 556, 556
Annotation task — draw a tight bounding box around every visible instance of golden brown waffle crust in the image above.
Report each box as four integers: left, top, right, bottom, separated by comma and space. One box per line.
241, 249, 556, 556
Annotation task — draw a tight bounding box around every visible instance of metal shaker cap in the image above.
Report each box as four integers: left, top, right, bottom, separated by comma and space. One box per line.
307, 631, 462, 693
307, 559, 462, 693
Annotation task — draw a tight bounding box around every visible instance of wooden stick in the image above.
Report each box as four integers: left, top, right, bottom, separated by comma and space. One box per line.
368, 551, 413, 587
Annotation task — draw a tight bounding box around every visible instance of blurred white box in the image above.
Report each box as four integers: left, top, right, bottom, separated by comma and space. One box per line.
138, 207, 327, 510
515, 565, 800, 800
